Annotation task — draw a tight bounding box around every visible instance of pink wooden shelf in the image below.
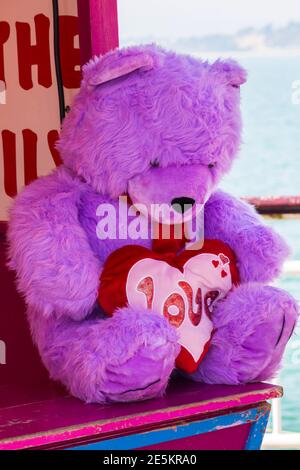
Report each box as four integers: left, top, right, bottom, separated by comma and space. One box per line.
0, 379, 282, 450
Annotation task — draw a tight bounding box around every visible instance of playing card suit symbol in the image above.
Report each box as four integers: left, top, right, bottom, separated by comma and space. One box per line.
220, 254, 230, 265
212, 260, 219, 268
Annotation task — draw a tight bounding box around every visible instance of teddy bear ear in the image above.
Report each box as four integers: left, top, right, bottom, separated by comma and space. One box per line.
212, 59, 247, 87
83, 49, 155, 87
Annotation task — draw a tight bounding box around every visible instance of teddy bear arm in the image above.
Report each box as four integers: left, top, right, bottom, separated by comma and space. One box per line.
8, 169, 101, 320
204, 190, 290, 283
191, 283, 298, 384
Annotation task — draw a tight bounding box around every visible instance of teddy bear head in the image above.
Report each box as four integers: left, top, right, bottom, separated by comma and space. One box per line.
58, 44, 246, 222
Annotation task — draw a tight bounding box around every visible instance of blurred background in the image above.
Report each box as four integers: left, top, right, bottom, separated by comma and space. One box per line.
119, 0, 300, 436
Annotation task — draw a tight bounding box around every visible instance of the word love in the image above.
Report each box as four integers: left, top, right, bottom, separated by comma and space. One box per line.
137, 276, 219, 327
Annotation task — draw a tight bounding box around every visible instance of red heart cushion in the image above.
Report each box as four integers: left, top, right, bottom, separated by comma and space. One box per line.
98, 240, 239, 374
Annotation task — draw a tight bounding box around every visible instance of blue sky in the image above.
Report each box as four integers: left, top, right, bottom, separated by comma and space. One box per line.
118, 0, 300, 39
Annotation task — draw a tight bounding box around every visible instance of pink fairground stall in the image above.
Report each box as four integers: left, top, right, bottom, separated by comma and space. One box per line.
0, 0, 282, 451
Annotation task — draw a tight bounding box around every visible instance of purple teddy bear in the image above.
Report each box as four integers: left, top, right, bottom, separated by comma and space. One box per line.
8, 45, 298, 403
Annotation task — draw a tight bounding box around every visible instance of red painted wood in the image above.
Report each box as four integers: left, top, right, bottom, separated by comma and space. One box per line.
139, 423, 252, 450
0, 222, 51, 386
90, 0, 119, 56
23, 129, 38, 185
77, 0, 119, 66
245, 195, 300, 215
2, 131, 17, 198
77, 0, 92, 66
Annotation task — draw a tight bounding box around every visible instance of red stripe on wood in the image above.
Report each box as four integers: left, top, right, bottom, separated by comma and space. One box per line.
0, 22, 10, 83
77, 0, 92, 66
2, 130, 17, 198
245, 196, 300, 214
23, 129, 38, 185
246, 195, 300, 207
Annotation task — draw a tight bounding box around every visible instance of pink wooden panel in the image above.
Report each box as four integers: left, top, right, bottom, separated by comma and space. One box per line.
77, 0, 119, 65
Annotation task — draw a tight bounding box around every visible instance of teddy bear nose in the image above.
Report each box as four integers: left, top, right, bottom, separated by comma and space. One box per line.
171, 197, 195, 213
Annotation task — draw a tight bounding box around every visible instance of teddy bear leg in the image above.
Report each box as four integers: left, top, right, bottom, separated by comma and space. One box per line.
34, 306, 179, 403
191, 283, 298, 384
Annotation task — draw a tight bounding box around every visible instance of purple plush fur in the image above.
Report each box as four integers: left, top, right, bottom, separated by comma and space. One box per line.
8, 45, 298, 403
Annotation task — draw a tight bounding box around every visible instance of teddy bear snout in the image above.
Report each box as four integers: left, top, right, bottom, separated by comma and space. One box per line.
171, 197, 195, 213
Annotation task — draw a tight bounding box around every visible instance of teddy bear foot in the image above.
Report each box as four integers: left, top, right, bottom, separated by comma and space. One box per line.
41, 306, 179, 403
101, 343, 177, 403
191, 283, 298, 385
100, 308, 180, 403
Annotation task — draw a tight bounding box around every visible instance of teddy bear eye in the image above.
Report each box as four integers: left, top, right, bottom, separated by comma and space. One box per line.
208, 162, 216, 169
150, 159, 160, 168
